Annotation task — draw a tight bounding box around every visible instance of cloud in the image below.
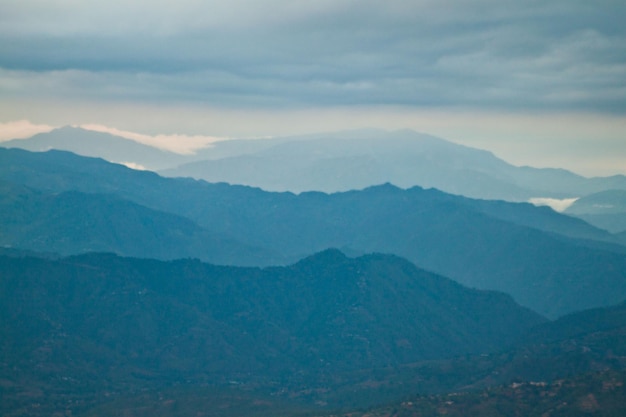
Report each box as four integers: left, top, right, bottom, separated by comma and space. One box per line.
77, 124, 223, 154
529, 198, 579, 212
118, 161, 147, 171
0, 119, 56, 140
1, 1, 624, 112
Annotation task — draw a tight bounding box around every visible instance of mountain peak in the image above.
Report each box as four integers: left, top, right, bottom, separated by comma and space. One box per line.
295, 248, 349, 266
0, 125, 190, 171
362, 182, 404, 192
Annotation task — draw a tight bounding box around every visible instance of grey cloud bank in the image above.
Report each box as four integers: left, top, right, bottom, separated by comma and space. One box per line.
1, 0, 625, 111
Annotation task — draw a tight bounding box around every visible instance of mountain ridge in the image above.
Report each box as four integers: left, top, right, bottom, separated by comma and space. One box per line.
4, 251, 626, 416
0, 180, 281, 265
4, 127, 626, 203
1, 125, 190, 170
2, 148, 626, 318
0, 249, 545, 380
160, 129, 626, 202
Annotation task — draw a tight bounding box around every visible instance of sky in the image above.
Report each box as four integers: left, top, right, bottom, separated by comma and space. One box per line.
0, 0, 624, 176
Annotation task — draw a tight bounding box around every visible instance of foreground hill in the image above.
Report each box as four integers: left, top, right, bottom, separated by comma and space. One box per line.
0, 250, 544, 416
326, 370, 626, 417
1, 148, 625, 318
319, 301, 626, 417
3, 251, 626, 416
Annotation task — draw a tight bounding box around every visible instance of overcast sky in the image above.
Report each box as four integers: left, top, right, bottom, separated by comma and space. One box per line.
1, 0, 624, 176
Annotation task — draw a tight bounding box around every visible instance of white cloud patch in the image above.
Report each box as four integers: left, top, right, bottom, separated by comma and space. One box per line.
77, 124, 223, 154
529, 197, 579, 212
0, 119, 56, 141
118, 161, 147, 171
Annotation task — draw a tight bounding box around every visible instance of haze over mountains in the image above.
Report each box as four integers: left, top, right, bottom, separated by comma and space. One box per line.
2, 147, 626, 318
2, 129, 626, 416
4, 127, 626, 216
4, 0, 626, 413
565, 189, 626, 234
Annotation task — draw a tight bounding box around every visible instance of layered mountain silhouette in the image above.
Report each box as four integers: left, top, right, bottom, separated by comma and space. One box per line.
4, 127, 626, 203
162, 128, 626, 202
2, 140, 626, 417
1, 148, 626, 318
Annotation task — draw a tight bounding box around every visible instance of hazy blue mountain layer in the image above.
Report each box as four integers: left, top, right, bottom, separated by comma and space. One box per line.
4, 127, 625, 202
161, 129, 626, 201
565, 189, 626, 234
0, 180, 282, 265
1, 148, 626, 318
1, 125, 189, 170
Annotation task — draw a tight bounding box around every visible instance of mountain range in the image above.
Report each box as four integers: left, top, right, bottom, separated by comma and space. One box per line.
0, 180, 280, 265
1, 148, 625, 318
0, 250, 544, 416
0, 125, 191, 170
2, 136, 626, 417
4, 127, 626, 219
162, 129, 626, 203
2, 250, 626, 416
